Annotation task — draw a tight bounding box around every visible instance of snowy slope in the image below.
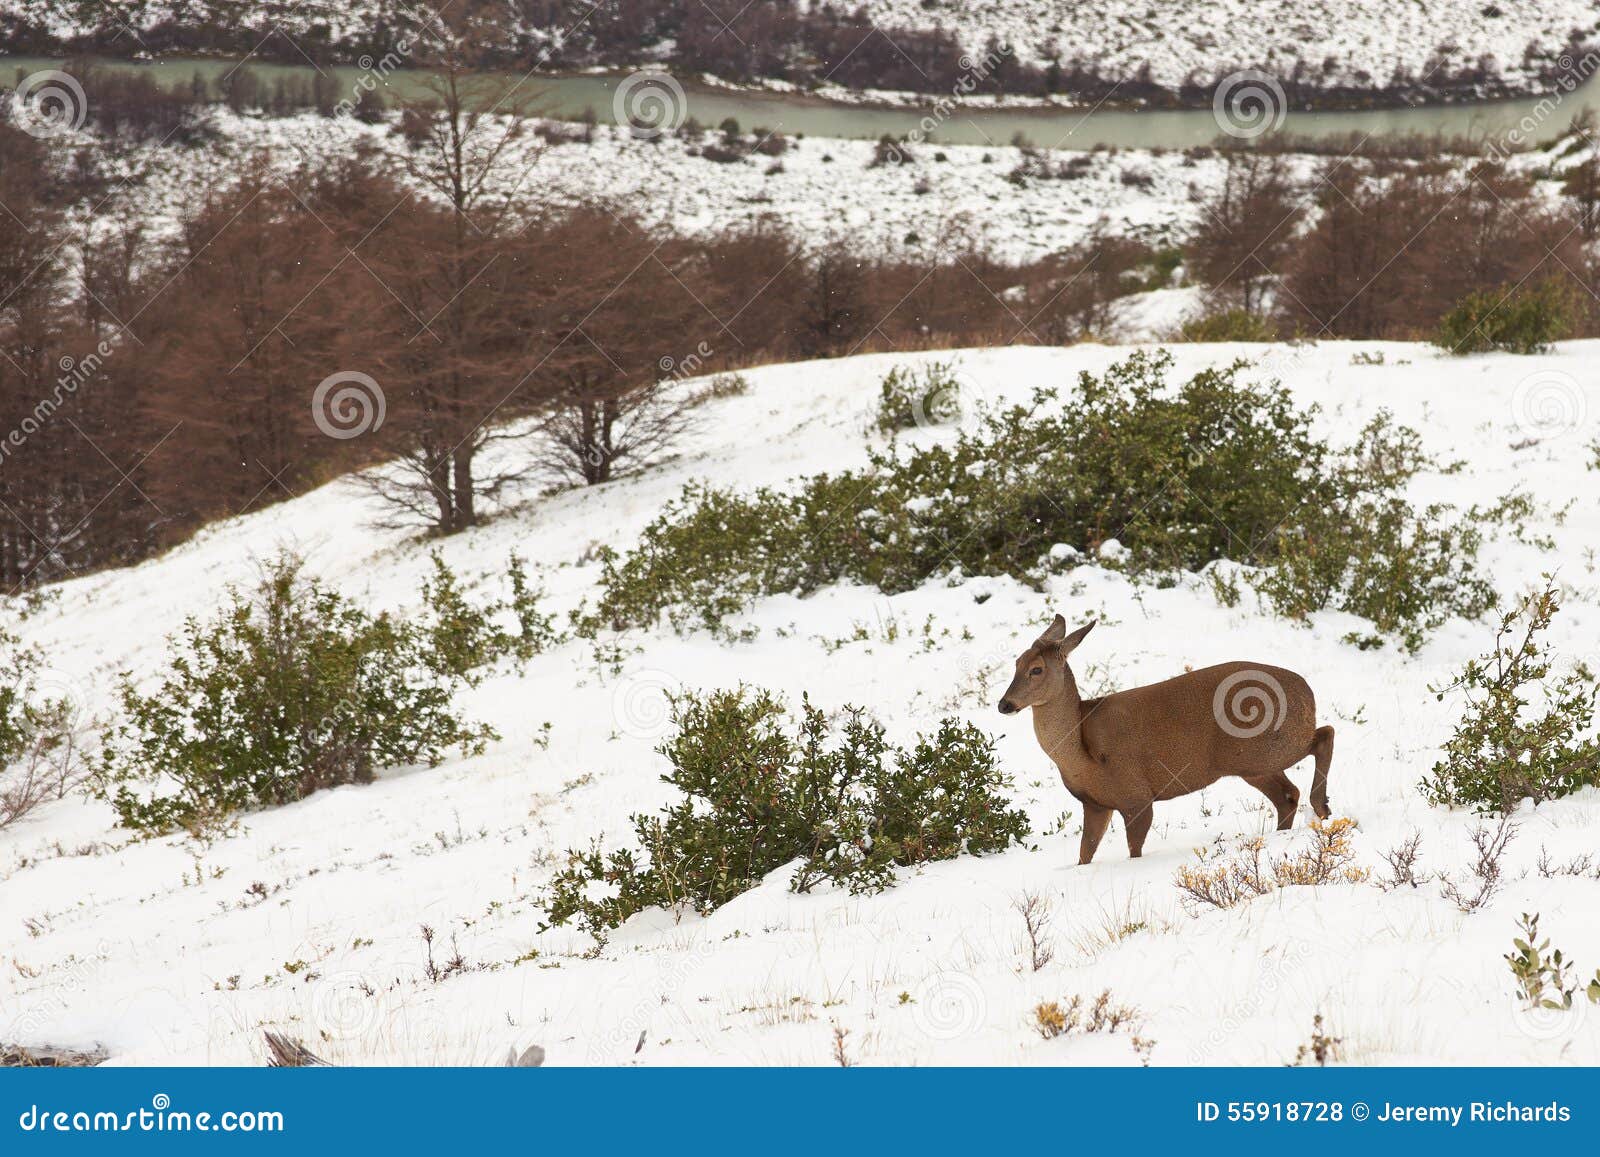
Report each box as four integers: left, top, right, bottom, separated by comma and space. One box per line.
4, 1, 1597, 98
73, 109, 1245, 267
3, 340, 1600, 1066
856, 0, 1600, 88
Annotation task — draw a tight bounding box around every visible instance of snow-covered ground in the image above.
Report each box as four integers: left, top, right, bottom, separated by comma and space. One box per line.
5, 1, 1598, 99
858, 0, 1600, 89
4, 339, 1599, 1066
83, 108, 1241, 267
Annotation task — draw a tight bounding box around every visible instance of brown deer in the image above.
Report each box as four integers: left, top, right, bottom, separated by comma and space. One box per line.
998, 616, 1334, 865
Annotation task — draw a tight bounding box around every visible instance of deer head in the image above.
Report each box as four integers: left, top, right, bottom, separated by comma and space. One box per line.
998, 615, 1094, 715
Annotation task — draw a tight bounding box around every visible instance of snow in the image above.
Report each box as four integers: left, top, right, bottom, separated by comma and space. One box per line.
849, 0, 1600, 92
79, 109, 1241, 267
4, 1, 1598, 99
4, 339, 1600, 1066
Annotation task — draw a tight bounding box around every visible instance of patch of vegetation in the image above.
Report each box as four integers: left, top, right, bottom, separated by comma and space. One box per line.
1, 628, 87, 829
1033, 991, 1142, 1038
1434, 278, 1575, 354
418, 552, 562, 678
542, 688, 1029, 937
588, 352, 1499, 649
1177, 307, 1280, 342
872, 361, 965, 434
1287, 1013, 1344, 1066
99, 555, 497, 835
1173, 819, 1369, 911
1419, 581, 1600, 814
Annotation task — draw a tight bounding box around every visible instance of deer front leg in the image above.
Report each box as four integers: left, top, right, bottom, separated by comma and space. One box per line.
1079, 801, 1113, 865
1120, 800, 1154, 859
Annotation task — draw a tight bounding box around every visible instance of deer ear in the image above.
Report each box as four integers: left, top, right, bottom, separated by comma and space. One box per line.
1061, 620, 1095, 654
1033, 614, 1067, 648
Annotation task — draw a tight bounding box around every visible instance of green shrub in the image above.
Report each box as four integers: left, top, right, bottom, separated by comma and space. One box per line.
1434, 278, 1575, 354
1, 627, 83, 827
100, 556, 497, 834
419, 551, 561, 677
590, 352, 1496, 649
543, 688, 1029, 936
1419, 581, 1600, 814
872, 361, 964, 433
1177, 308, 1279, 342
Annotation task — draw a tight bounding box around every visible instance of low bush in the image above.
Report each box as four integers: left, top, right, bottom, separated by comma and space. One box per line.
1419, 582, 1599, 814
872, 361, 964, 433
1177, 308, 1280, 342
1034, 991, 1142, 1038
1173, 819, 1369, 911
1, 628, 87, 829
1434, 278, 1575, 354
99, 555, 497, 834
418, 552, 562, 678
588, 352, 1499, 649
542, 688, 1029, 937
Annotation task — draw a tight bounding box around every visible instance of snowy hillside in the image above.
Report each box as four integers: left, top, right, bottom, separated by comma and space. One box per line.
76, 109, 1238, 267
4, 340, 1600, 1066
859, 0, 1600, 89
3, 0, 1597, 99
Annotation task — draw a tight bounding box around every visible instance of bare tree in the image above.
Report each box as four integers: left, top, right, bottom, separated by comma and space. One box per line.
349, 5, 548, 533
1188, 151, 1303, 315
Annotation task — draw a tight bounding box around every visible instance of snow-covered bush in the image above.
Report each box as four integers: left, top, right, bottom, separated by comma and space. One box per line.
872, 361, 964, 433
542, 688, 1029, 937
1434, 278, 1576, 354
417, 552, 562, 678
1419, 582, 1600, 814
1, 627, 86, 829
591, 352, 1499, 648
99, 555, 496, 835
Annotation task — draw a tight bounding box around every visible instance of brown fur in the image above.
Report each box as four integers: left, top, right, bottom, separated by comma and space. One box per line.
999, 616, 1334, 864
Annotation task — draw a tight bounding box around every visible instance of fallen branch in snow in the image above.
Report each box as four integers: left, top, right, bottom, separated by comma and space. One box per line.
1, 1044, 109, 1067
263, 1032, 330, 1067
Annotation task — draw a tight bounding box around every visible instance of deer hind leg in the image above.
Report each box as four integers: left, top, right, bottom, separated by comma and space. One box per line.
1120, 801, 1154, 859
1309, 725, 1335, 819
1079, 802, 1114, 866
1244, 772, 1301, 831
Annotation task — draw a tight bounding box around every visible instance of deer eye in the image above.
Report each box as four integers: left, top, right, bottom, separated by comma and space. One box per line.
1029, 666, 1043, 677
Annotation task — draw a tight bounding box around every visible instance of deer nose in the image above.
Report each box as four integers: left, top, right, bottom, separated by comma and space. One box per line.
998, 699, 1018, 715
